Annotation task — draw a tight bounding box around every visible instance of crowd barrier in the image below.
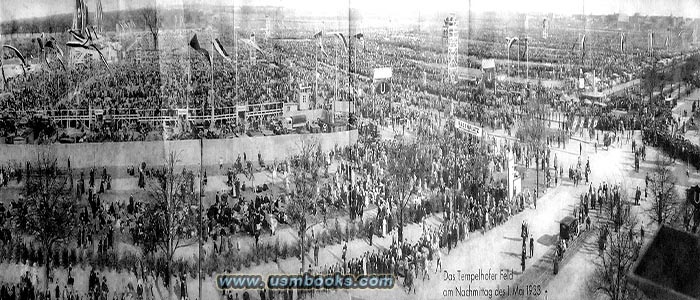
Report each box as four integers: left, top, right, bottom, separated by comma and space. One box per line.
0, 130, 358, 169
25, 102, 284, 125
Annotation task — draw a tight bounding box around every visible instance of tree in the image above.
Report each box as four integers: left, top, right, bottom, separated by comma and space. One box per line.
642, 65, 662, 104
588, 211, 643, 300
141, 6, 159, 49
647, 156, 680, 226
285, 138, 323, 271
11, 152, 77, 291
383, 140, 428, 243
134, 151, 197, 300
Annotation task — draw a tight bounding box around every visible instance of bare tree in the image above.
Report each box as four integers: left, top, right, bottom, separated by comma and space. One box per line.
646, 156, 680, 226
588, 211, 643, 300
285, 138, 323, 270
383, 140, 429, 243
134, 151, 197, 299
11, 152, 77, 291
141, 6, 159, 49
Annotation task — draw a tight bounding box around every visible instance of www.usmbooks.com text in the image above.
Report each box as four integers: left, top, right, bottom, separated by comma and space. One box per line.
216, 273, 395, 290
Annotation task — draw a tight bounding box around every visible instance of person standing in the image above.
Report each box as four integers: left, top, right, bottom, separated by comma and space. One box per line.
313, 241, 319, 267
435, 247, 442, 273
529, 235, 534, 258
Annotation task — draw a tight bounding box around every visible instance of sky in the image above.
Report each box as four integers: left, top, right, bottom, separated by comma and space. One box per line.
1, 0, 700, 21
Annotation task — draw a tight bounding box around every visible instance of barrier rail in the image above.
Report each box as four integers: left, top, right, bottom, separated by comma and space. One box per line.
13, 102, 285, 124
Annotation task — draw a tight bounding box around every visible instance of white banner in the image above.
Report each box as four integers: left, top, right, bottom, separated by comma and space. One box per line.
373, 67, 393, 80
454, 119, 483, 137
481, 59, 495, 69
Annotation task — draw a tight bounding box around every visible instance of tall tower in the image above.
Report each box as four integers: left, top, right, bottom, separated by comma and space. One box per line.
443, 14, 458, 83
72, 0, 87, 32
96, 0, 103, 33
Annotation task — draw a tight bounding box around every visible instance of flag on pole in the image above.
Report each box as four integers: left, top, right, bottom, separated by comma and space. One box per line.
580, 34, 586, 59
213, 38, 231, 62
2, 45, 27, 66
68, 29, 89, 45
649, 31, 654, 53
329, 32, 348, 50
44, 38, 66, 70
45, 39, 64, 57
521, 38, 528, 60
189, 34, 211, 63
620, 32, 625, 53
506, 37, 519, 50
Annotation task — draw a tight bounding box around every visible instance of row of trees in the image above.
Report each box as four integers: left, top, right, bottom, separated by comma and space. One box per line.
9, 151, 198, 300
0, 7, 206, 37
589, 156, 681, 300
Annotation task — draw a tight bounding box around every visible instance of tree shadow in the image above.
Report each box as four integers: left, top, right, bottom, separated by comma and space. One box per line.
538, 234, 558, 247
503, 236, 522, 242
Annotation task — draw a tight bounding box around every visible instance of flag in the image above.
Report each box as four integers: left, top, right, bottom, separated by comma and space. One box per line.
329, 32, 348, 50
43, 38, 66, 70
240, 39, 265, 57
620, 32, 625, 53
507, 37, 518, 50
90, 44, 109, 68
318, 40, 329, 57
2, 45, 27, 66
580, 34, 586, 59
664, 35, 670, 49
44, 39, 64, 57
213, 38, 231, 62
38, 33, 45, 52
66, 40, 89, 48
521, 38, 528, 60
68, 29, 88, 45
189, 34, 211, 63
313, 31, 323, 39
353, 33, 365, 50
649, 31, 653, 52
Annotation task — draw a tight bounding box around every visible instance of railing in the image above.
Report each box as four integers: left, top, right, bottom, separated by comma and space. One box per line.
15, 102, 285, 124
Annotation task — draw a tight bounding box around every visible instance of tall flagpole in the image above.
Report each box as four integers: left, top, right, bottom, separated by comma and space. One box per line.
334, 41, 338, 123
210, 28, 215, 127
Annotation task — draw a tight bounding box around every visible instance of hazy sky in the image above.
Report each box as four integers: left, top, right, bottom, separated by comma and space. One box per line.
1, 0, 699, 21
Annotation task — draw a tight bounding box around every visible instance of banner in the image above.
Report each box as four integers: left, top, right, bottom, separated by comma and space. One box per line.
482, 59, 496, 91
454, 119, 483, 137
373, 67, 392, 80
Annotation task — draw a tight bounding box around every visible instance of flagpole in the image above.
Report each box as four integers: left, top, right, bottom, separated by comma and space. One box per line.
210, 29, 215, 128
